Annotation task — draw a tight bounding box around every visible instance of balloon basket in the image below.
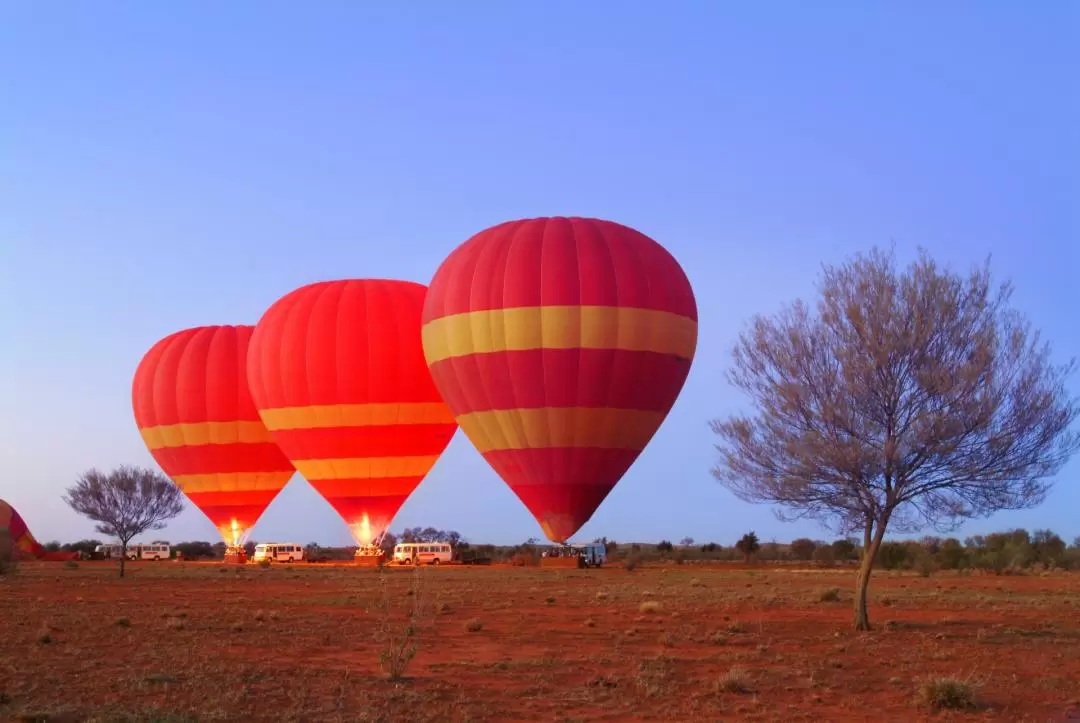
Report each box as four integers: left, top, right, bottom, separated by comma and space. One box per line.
354, 547, 385, 567
224, 548, 248, 565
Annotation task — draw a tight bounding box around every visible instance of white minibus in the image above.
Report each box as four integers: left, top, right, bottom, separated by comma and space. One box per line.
252, 543, 304, 563
393, 542, 452, 565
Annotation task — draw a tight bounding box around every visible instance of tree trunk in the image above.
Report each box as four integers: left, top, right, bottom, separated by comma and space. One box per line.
854, 516, 888, 630
119, 542, 127, 579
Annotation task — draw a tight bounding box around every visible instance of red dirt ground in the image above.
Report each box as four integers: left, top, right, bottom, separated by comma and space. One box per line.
1, 561, 1078, 721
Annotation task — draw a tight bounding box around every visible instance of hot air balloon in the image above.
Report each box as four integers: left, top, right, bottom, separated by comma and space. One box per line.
0, 498, 46, 560
132, 325, 296, 561
421, 217, 698, 544
246, 279, 458, 560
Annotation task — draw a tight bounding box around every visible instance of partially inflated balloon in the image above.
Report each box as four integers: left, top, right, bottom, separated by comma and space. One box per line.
0, 498, 46, 559
421, 217, 698, 543
246, 279, 458, 546
132, 326, 296, 546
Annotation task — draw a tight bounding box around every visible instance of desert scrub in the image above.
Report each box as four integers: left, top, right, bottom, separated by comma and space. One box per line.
716, 666, 751, 693
465, 618, 483, 632
918, 676, 977, 710
639, 601, 662, 614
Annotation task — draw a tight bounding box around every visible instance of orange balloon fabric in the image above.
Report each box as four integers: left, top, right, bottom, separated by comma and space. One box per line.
132, 326, 296, 545
422, 217, 698, 543
246, 279, 458, 545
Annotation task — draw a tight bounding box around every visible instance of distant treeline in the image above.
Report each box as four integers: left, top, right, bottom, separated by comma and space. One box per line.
42, 527, 1080, 572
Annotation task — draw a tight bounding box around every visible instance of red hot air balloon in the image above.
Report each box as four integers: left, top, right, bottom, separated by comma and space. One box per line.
132, 326, 296, 555
246, 279, 458, 555
421, 217, 698, 544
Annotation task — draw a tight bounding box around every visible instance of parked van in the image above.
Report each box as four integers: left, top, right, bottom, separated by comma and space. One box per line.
252, 543, 304, 563
393, 542, 452, 565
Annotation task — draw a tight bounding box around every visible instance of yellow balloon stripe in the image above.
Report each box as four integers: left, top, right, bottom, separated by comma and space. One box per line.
421, 305, 697, 364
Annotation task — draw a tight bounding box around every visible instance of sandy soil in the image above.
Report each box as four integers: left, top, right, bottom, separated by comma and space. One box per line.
1, 560, 1078, 722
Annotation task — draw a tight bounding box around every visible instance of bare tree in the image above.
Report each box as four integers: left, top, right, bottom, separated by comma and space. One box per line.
711, 247, 1079, 630
64, 466, 185, 578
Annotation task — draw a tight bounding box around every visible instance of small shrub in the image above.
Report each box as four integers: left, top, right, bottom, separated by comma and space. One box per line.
818, 587, 841, 603
165, 617, 185, 630
258, 559, 271, 569
918, 677, 976, 710
716, 666, 750, 693
253, 609, 265, 622
114, 617, 131, 628
545, 596, 556, 605
726, 621, 747, 633
595, 591, 609, 601
465, 618, 483, 632
268, 610, 280, 621
231, 622, 244, 633
639, 601, 662, 614
37, 630, 53, 645
624, 553, 642, 572
710, 631, 729, 645
65, 560, 79, 569
438, 602, 451, 615
690, 578, 702, 587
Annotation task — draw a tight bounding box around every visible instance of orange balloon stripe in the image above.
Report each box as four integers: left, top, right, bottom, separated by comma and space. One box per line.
258, 402, 455, 431
139, 420, 275, 450
292, 456, 442, 481
421, 305, 697, 365
456, 407, 664, 454
170, 471, 295, 493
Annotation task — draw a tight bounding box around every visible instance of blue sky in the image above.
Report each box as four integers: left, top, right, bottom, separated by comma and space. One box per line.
2, 2, 1077, 547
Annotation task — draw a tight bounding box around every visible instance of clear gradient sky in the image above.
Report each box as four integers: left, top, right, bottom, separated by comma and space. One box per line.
1, 2, 1077, 547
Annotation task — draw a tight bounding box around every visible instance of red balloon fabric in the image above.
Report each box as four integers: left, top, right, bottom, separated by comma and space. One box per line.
132, 325, 296, 545
0, 498, 46, 559
246, 279, 458, 545
421, 217, 698, 543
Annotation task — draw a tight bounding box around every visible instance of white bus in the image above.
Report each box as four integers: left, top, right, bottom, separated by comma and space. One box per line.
252, 543, 304, 563
96, 543, 170, 560
393, 542, 452, 566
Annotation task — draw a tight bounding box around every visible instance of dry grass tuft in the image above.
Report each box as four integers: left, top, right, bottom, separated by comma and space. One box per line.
165, 617, 185, 631
918, 676, 977, 710
639, 601, 662, 614
253, 609, 266, 622
595, 591, 609, 601
465, 618, 483, 632
114, 617, 131, 628
716, 666, 751, 693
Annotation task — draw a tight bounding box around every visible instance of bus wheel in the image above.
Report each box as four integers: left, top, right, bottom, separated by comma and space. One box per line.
431, 558, 440, 566
153, 555, 161, 562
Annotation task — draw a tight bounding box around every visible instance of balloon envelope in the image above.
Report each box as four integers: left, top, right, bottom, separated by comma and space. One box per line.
132, 325, 296, 545
421, 217, 698, 543
246, 279, 458, 545
0, 498, 46, 560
